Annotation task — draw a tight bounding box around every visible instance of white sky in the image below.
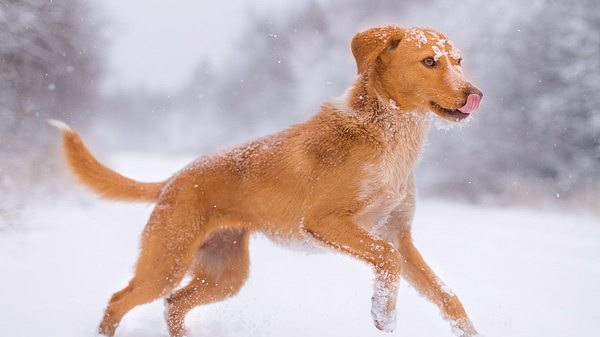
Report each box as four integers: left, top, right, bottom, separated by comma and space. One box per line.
98, 0, 299, 93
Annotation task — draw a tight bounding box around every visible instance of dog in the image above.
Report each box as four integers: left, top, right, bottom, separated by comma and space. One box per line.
50, 25, 482, 337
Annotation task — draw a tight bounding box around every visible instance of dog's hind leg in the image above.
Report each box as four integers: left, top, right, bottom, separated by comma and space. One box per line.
98, 200, 209, 337
165, 228, 250, 337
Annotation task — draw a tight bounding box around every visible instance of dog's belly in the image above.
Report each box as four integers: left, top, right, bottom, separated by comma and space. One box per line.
263, 226, 326, 254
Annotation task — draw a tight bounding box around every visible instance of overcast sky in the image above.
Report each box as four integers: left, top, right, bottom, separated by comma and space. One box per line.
99, 0, 299, 93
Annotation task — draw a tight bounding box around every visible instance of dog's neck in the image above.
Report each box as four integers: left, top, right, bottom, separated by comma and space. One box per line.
343, 73, 432, 163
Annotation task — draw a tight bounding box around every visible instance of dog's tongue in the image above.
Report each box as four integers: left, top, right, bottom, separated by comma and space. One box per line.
457, 94, 481, 114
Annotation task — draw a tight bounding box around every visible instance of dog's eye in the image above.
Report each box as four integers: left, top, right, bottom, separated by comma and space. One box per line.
422, 57, 436, 67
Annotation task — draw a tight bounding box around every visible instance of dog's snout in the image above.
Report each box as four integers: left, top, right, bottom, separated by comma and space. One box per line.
457, 85, 483, 114
465, 86, 483, 99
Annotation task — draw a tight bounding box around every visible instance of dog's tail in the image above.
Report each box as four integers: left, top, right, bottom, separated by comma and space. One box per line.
48, 119, 163, 202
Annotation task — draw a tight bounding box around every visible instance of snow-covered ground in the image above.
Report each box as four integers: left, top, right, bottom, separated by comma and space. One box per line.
1, 154, 599, 337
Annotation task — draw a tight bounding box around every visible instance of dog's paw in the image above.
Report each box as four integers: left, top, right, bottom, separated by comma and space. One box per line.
449, 318, 480, 337
371, 306, 396, 333
372, 313, 396, 332
452, 330, 483, 337
98, 322, 117, 337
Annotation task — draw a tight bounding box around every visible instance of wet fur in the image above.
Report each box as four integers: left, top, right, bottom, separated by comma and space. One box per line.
54, 26, 482, 337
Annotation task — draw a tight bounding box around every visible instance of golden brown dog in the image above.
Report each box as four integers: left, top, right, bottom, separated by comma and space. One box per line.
50, 25, 483, 337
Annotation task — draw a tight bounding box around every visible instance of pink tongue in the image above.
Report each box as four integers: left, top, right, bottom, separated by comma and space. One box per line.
458, 94, 481, 114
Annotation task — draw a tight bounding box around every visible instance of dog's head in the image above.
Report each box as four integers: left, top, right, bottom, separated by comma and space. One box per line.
352, 26, 482, 121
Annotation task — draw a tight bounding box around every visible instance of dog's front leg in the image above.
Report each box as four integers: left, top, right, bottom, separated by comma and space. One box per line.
397, 232, 478, 337
386, 177, 478, 336
304, 215, 401, 332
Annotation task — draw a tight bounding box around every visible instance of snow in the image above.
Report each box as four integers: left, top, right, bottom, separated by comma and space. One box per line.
1, 154, 599, 337
371, 275, 399, 333
407, 29, 428, 48
428, 36, 462, 63
431, 45, 445, 61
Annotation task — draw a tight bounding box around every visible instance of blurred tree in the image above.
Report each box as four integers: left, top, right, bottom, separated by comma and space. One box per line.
451, 0, 600, 202
0, 0, 103, 218
0, 0, 102, 128
214, 14, 298, 138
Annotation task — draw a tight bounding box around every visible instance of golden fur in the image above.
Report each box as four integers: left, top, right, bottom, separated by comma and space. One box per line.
52, 26, 483, 337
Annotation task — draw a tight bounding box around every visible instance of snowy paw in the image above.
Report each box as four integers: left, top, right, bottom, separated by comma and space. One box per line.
371, 307, 396, 333
461, 329, 483, 337
449, 319, 480, 337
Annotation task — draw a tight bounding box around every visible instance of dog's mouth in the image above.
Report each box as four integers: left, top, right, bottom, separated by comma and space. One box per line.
430, 94, 481, 122
430, 101, 471, 121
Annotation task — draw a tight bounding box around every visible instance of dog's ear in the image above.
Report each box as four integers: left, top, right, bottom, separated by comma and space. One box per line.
351, 26, 405, 74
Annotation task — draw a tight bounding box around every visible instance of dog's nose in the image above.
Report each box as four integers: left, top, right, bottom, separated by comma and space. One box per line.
465, 86, 483, 99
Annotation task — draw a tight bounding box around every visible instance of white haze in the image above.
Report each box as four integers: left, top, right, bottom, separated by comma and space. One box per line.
99, 0, 301, 93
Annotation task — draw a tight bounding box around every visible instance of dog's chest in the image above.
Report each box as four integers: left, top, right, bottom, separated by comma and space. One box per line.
355, 151, 411, 237
353, 113, 431, 237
